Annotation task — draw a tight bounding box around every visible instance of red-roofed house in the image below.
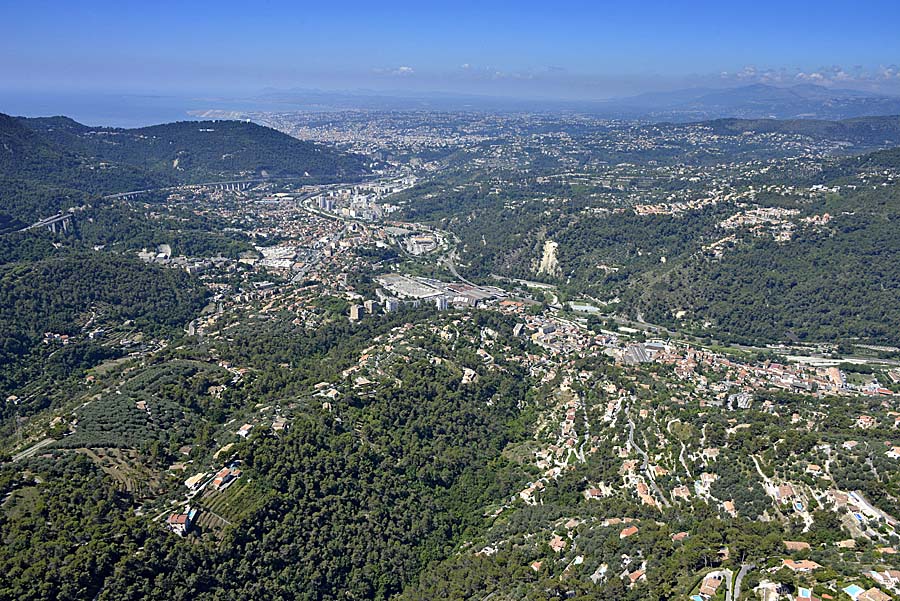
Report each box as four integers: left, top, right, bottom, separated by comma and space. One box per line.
620, 525, 639, 539
783, 559, 821, 573
699, 574, 723, 597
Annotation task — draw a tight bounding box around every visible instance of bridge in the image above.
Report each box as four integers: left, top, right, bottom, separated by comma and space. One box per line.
103, 179, 283, 201
19, 212, 74, 234
102, 173, 383, 202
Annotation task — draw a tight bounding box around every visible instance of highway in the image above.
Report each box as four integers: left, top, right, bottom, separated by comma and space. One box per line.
19, 212, 74, 233
101, 176, 310, 200
438, 234, 481, 287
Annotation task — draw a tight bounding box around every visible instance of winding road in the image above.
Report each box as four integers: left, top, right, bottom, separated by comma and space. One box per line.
733, 564, 754, 601
627, 414, 671, 507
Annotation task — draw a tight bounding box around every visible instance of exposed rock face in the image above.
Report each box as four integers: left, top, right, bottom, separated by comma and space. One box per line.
536, 240, 560, 277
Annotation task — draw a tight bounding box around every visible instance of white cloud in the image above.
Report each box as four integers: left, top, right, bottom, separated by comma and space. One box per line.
713, 64, 900, 93
372, 65, 415, 77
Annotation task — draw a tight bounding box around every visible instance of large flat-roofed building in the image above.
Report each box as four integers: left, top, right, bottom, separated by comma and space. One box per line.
376, 274, 444, 299
377, 274, 505, 308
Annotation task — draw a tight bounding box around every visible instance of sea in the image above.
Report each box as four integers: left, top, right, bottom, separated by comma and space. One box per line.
0, 90, 287, 128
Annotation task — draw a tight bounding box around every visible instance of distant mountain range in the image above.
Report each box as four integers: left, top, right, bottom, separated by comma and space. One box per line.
598, 83, 900, 121
228, 84, 900, 121
6, 84, 900, 126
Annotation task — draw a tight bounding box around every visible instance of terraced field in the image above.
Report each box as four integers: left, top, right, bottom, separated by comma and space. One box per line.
74, 447, 164, 497
195, 478, 270, 535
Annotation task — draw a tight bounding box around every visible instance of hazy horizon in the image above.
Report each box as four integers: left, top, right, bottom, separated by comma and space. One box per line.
4, 0, 900, 104
5, 1, 900, 126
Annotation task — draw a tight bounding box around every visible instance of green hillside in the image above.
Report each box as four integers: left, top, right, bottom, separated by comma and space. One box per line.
0, 253, 208, 406
0, 114, 162, 223
20, 117, 370, 184
630, 210, 900, 345
0, 113, 370, 223
696, 114, 900, 144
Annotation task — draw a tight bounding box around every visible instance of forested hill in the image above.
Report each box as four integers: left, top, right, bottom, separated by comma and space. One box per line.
821, 145, 900, 181
0, 113, 145, 188
612, 144, 900, 345
0, 113, 162, 224
19, 117, 371, 183
0, 112, 370, 224
685, 114, 900, 145
0, 252, 209, 408
0, 113, 69, 176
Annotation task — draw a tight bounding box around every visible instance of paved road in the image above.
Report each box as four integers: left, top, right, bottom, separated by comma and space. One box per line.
733, 564, 754, 601
12, 437, 55, 462
19, 212, 73, 233
441, 247, 480, 287
627, 415, 670, 507
751, 455, 776, 496
679, 441, 693, 479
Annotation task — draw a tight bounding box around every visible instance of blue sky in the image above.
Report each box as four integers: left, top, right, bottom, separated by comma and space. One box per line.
3, 0, 900, 99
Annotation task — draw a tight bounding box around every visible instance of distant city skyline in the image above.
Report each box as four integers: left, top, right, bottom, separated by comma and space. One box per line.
3, 0, 900, 100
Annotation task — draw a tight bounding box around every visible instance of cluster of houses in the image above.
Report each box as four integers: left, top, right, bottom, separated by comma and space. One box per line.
211, 465, 241, 491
